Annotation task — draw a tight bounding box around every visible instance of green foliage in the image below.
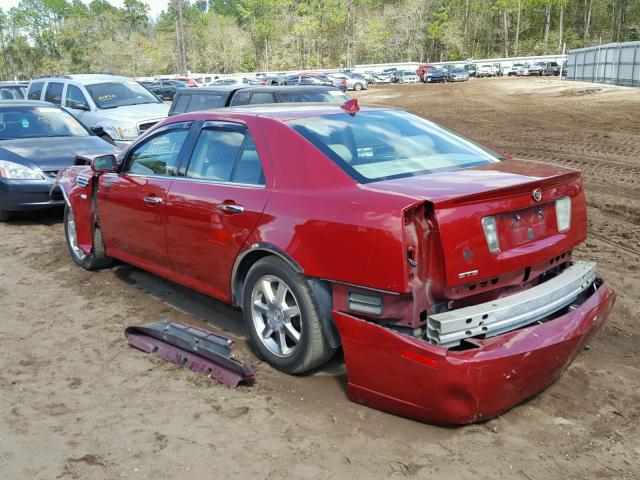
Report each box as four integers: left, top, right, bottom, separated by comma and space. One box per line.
0, 0, 638, 79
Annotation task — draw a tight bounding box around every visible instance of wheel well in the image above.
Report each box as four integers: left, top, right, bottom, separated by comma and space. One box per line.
233, 250, 274, 307
232, 248, 341, 348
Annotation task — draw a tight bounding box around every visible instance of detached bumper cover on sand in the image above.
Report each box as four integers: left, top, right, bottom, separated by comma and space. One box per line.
125, 321, 255, 388
334, 279, 615, 425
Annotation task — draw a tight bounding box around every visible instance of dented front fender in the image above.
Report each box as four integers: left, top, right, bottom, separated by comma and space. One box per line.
55, 166, 96, 254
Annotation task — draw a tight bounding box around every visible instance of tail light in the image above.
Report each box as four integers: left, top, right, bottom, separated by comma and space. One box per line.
482, 216, 501, 253
555, 197, 571, 232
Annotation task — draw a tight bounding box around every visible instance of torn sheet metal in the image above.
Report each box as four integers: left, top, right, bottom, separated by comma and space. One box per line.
125, 321, 255, 388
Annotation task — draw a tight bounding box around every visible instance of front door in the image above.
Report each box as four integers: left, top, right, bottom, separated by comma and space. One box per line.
98, 122, 193, 274
165, 121, 271, 301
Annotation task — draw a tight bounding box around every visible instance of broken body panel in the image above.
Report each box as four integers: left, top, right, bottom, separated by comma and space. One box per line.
335, 280, 615, 425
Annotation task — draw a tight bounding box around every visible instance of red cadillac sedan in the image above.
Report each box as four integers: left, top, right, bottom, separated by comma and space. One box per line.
54, 102, 614, 424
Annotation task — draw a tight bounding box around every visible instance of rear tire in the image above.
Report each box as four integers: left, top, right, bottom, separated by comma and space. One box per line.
0, 210, 9, 222
354, 83, 363, 91
242, 256, 336, 374
64, 205, 112, 270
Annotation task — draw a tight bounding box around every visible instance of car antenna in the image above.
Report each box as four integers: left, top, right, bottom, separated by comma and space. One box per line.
341, 98, 360, 116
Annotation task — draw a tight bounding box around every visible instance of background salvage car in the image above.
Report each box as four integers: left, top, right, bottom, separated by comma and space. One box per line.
54, 102, 614, 425
0, 100, 117, 221
146, 79, 188, 100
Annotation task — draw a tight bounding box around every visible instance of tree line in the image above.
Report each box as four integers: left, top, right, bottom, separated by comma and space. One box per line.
1, 0, 638, 79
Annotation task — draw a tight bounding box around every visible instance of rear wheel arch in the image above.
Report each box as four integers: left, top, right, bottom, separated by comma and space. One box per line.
232, 245, 341, 349
232, 245, 304, 307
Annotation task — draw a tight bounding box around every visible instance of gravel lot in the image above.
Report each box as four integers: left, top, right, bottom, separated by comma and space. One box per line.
1, 77, 639, 479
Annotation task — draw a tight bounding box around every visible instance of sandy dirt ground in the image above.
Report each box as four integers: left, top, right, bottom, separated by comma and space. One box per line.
1, 77, 639, 480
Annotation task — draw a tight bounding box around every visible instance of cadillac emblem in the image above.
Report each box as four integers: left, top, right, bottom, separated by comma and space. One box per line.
532, 188, 542, 202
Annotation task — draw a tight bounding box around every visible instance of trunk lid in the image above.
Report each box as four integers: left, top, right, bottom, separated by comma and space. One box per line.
372, 159, 587, 287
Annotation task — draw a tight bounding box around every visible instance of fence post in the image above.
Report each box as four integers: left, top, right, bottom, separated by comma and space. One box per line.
615, 45, 620, 85
632, 44, 639, 87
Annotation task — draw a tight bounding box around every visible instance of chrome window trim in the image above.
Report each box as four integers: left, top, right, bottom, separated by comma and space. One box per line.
115, 172, 266, 189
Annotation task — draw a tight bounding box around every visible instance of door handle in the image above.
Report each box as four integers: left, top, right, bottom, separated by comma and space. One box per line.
216, 203, 244, 214
143, 196, 164, 205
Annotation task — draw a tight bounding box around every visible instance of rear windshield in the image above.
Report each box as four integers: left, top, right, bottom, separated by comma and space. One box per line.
288, 110, 501, 183
86, 81, 160, 109
0, 105, 89, 140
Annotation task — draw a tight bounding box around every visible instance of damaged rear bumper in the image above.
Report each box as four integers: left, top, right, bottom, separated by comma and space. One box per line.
334, 278, 615, 425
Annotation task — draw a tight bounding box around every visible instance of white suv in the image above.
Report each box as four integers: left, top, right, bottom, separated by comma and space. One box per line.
27, 74, 169, 148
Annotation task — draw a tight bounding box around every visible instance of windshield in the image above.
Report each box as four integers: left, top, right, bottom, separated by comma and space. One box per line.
86, 81, 160, 109
452, 68, 467, 73
288, 110, 501, 183
0, 105, 89, 140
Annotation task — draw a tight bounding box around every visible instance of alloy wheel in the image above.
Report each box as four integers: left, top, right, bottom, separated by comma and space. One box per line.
251, 275, 302, 358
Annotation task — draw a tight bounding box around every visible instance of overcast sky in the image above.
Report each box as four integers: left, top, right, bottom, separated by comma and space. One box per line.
2, 0, 170, 18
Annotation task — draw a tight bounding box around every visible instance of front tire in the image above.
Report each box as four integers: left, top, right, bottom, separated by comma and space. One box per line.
0, 210, 9, 222
242, 256, 335, 374
64, 205, 112, 270
354, 82, 363, 91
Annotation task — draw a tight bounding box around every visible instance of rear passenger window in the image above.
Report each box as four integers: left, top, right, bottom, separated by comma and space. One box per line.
44, 82, 64, 105
231, 136, 264, 185
27, 82, 44, 100
187, 126, 264, 185
187, 128, 244, 181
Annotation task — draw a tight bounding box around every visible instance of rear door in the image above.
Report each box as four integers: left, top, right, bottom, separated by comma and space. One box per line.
165, 120, 272, 300
98, 121, 194, 274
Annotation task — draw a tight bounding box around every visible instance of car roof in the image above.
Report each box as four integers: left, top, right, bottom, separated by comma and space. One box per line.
174, 103, 389, 122
0, 99, 57, 108
177, 85, 342, 94
33, 74, 133, 85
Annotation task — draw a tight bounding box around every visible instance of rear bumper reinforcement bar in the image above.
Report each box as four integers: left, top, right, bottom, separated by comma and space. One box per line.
125, 321, 255, 388
427, 261, 597, 347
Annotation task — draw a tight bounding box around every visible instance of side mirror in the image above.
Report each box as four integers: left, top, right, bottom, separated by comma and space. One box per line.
90, 126, 105, 136
91, 154, 118, 173
70, 103, 90, 111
